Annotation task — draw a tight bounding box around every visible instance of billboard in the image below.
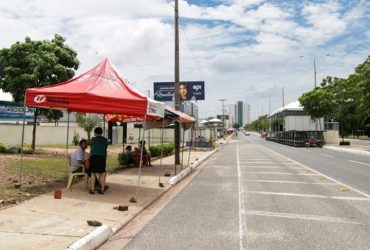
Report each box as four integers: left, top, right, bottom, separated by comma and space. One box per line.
0, 101, 35, 121
153, 81, 205, 102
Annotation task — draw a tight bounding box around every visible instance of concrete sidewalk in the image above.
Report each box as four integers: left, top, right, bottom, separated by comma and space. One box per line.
0, 149, 217, 250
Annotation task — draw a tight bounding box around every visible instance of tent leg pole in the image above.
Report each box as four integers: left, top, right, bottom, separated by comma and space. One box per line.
181, 125, 185, 170
158, 119, 165, 186
134, 116, 147, 202
18, 107, 27, 189
65, 112, 70, 176
187, 126, 193, 167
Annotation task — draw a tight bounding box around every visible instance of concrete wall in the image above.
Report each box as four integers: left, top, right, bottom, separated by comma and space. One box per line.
323, 130, 339, 144
0, 123, 210, 146
0, 124, 88, 145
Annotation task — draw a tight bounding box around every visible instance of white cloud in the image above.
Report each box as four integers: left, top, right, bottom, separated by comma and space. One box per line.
0, 0, 369, 120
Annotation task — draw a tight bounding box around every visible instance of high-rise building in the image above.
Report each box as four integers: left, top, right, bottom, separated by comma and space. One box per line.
237, 101, 243, 126
227, 104, 236, 128
227, 101, 250, 127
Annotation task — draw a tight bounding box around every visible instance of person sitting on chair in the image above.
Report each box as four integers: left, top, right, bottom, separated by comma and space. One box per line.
70, 139, 89, 173
124, 145, 134, 165
137, 140, 152, 166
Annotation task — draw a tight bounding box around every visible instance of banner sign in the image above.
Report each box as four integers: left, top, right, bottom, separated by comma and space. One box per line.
153, 81, 205, 101
0, 101, 35, 121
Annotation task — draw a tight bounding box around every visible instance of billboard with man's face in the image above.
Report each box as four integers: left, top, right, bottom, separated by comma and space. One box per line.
153, 81, 205, 101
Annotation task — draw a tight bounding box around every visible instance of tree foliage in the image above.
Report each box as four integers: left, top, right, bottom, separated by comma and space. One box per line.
0, 34, 79, 150
77, 114, 100, 141
246, 116, 269, 132
298, 56, 370, 137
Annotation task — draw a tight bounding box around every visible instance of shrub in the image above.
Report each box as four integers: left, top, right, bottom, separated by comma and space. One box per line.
149, 143, 174, 157
118, 153, 129, 165
72, 131, 80, 146
22, 146, 33, 154
339, 141, 350, 146
0, 143, 5, 153
6, 146, 21, 154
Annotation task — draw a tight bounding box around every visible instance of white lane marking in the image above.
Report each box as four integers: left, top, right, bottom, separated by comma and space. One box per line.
239, 158, 286, 161
254, 144, 370, 198
237, 143, 246, 250
320, 153, 334, 158
244, 180, 338, 185
241, 166, 302, 169
246, 210, 366, 225
246, 191, 370, 201
241, 162, 297, 165
348, 160, 370, 167
240, 161, 274, 164
242, 172, 318, 175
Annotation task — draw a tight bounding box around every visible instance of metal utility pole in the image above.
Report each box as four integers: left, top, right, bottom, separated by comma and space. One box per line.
174, 0, 180, 168
313, 57, 317, 88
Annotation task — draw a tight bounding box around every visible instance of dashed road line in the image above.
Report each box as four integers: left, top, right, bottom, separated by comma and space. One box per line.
320, 153, 334, 158
246, 191, 370, 201
244, 180, 338, 185
241, 166, 302, 169
242, 172, 319, 175
246, 210, 366, 225
253, 143, 370, 198
348, 160, 370, 167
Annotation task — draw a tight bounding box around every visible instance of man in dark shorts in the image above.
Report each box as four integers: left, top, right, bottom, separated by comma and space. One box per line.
89, 127, 108, 194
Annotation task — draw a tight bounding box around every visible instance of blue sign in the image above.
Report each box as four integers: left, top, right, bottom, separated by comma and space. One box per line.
0, 101, 35, 121
154, 81, 205, 101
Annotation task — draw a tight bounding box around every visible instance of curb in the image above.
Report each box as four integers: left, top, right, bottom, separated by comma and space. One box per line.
168, 148, 219, 186
66, 149, 218, 250
325, 146, 370, 157
66, 225, 113, 250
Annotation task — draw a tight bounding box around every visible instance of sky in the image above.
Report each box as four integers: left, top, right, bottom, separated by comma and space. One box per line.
0, 0, 369, 121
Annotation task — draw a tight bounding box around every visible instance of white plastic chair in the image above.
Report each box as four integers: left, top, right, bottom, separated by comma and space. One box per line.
67, 162, 89, 190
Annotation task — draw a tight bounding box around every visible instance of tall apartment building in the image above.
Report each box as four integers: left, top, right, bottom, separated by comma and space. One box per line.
227, 101, 251, 127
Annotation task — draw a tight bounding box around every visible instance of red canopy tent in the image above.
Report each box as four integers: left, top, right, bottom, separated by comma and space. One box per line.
25, 58, 164, 118
20, 59, 164, 201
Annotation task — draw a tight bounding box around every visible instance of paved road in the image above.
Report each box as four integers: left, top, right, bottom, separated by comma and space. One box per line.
117, 139, 370, 250
245, 133, 370, 195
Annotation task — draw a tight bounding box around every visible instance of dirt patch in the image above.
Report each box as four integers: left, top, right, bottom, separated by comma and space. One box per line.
0, 153, 66, 209
0, 145, 124, 210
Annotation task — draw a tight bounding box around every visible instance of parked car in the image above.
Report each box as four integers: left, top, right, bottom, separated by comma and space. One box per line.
305, 137, 323, 148
245, 131, 250, 136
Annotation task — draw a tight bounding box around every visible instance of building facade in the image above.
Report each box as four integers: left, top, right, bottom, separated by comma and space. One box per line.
226, 101, 250, 128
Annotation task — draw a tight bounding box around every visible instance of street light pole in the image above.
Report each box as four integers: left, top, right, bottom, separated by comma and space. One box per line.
218, 98, 227, 131
313, 57, 317, 88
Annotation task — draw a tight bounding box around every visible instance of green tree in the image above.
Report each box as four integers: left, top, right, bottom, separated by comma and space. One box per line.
42, 109, 64, 126
298, 84, 336, 130
354, 55, 370, 135
77, 114, 100, 141
0, 34, 79, 151
331, 74, 362, 139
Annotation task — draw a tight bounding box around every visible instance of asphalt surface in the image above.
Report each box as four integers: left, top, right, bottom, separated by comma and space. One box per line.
122, 142, 240, 249
248, 134, 370, 195
120, 137, 370, 250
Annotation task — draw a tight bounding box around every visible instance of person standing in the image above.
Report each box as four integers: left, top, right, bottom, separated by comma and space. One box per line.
89, 127, 108, 194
